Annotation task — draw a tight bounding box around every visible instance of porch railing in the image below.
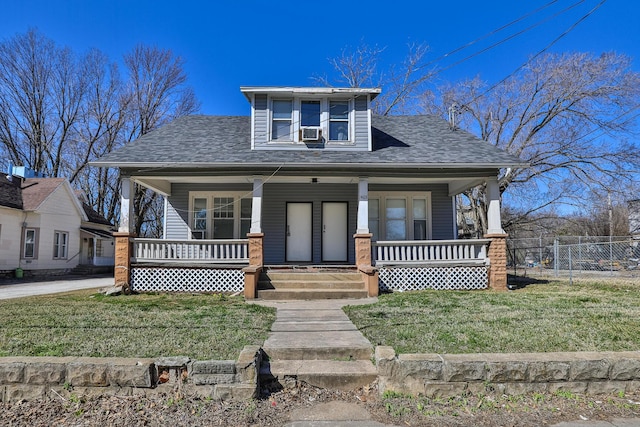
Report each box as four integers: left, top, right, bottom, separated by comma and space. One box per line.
373, 239, 491, 266
132, 238, 249, 263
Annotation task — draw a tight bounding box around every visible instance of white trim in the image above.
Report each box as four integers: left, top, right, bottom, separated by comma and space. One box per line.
188, 191, 252, 240
452, 195, 458, 238
250, 93, 256, 150
368, 191, 433, 241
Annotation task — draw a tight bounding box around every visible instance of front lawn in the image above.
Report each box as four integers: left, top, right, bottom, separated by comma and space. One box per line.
344, 281, 640, 354
0, 291, 276, 359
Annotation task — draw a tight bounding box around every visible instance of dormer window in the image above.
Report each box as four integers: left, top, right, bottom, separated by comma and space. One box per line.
329, 101, 349, 141
301, 101, 320, 127
271, 100, 293, 141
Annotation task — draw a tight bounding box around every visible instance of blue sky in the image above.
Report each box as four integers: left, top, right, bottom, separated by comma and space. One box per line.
0, 0, 637, 116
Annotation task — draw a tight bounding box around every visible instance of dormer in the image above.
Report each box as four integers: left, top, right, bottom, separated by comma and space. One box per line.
240, 86, 381, 151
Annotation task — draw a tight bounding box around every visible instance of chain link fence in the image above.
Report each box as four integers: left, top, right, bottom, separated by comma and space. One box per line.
507, 236, 640, 284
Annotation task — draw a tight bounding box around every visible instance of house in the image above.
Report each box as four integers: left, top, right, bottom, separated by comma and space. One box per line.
93, 86, 526, 297
0, 167, 115, 277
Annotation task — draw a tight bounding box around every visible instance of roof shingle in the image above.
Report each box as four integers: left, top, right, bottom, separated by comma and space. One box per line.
93, 115, 525, 168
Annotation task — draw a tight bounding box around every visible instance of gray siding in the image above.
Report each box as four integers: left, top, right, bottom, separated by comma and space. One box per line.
165, 182, 454, 263
369, 184, 454, 240
262, 183, 358, 264
165, 183, 253, 239
254, 94, 268, 145
353, 95, 369, 150
252, 95, 371, 152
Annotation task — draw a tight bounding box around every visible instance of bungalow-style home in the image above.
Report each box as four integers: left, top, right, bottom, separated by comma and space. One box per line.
93, 86, 525, 298
0, 167, 115, 277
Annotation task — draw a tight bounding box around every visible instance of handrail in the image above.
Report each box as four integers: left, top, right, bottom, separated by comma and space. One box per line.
132, 238, 249, 263
373, 239, 490, 266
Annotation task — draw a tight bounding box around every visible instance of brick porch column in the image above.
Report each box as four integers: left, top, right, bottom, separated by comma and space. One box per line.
354, 233, 378, 297
243, 233, 264, 299
113, 232, 134, 291
485, 233, 508, 291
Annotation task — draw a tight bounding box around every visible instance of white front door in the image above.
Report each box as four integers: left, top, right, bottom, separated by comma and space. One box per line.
322, 202, 348, 262
286, 202, 312, 262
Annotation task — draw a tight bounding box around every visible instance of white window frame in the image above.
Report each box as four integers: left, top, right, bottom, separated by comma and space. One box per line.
22, 228, 37, 259
368, 192, 432, 241
328, 99, 352, 142
270, 99, 293, 142
53, 230, 69, 259
268, 97, 354, 144
188, 192, 252, 240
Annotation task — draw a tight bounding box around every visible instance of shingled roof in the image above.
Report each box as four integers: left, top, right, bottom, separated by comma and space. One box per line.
93, 115, 525, 168
0, 175, 23, 210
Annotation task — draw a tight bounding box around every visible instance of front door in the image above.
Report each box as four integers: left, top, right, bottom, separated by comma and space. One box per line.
286, 202, 312, 262
322, 202, 348, 262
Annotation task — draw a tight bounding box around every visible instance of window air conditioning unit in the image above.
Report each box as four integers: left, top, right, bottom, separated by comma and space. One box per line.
301, 127, 321, 141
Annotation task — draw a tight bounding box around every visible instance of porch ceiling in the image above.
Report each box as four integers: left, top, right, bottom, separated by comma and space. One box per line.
133, 174, 489, 196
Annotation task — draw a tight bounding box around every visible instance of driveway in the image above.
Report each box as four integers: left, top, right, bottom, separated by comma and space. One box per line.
0, 275, 112, 300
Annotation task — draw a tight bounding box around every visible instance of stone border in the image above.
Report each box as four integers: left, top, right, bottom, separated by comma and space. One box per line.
0, 346, 261, 403
376, 347, 640, 397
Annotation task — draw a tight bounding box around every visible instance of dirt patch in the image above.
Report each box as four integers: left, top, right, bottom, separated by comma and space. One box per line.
2, 382, 640, 426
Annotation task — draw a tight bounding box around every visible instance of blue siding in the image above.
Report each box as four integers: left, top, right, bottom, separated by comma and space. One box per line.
353, 96, 369, 150
369, 184, 454, 240
262, 183, 358, 264
165, 183, 253, 239
254, 94, 268, 145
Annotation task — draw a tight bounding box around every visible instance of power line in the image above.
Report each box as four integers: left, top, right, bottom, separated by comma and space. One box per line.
465, 0, 608, 106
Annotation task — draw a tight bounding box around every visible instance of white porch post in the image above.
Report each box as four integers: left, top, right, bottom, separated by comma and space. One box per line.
356, 178, 369, 234
486, 177, 504, 234
250, 177, 263, 233
118, 177, 135, 233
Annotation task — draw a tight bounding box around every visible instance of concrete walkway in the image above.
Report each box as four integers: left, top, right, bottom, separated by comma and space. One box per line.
0, 275, 112, 300
254, 298, 640, 427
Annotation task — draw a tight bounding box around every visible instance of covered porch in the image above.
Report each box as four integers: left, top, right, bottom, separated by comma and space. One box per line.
113, 172, 508, 296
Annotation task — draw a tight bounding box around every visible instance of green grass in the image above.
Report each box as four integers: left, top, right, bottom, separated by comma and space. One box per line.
344, 281, 640, 354
0, 291, 276, 359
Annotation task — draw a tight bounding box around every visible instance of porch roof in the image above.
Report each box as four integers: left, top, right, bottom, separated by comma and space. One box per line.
92, 115, 526, 169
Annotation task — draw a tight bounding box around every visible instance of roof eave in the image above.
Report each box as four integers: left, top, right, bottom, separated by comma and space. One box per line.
92, 161, 529, 170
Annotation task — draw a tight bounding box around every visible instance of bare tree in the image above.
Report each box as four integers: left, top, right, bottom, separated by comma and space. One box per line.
0, 31, 200, 236
316, 42, 434, 115
0, 29, 68, 174
122, 45, 200, 236
432, 52, 640, 234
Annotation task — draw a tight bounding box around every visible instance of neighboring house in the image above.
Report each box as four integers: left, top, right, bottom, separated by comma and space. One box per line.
93, 86, 526, 296
0, 168, 115, 277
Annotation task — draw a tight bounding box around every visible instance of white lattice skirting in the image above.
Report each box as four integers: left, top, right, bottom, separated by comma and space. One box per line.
379, 266, 488, 291
131, 267, 244, 293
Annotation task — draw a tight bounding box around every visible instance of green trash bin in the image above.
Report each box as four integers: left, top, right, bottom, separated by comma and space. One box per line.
15, 268, 23, 279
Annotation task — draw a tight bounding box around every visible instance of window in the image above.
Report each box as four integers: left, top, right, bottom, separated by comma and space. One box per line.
301, 100, 320, 127
189, 193, 252, 239
329, 101, 349, 141
368, 193, 431, 241
53, 231, 68, 259
268, 97, 352, 143
271, 100, 292, 141
22, 228, 37, 259
213, 197, 234, 239
192, 198, 207, 239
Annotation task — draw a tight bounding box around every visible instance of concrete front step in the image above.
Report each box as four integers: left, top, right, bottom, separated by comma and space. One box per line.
259, 280, 365, 290
263, 329, 373, 361
261, 359, 378, 391
257, 289, 369, 300
263, 271, 362, 281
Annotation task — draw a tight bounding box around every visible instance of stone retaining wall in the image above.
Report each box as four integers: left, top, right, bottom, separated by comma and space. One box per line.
0, 346, 261, 403
376, 347, 640, 397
